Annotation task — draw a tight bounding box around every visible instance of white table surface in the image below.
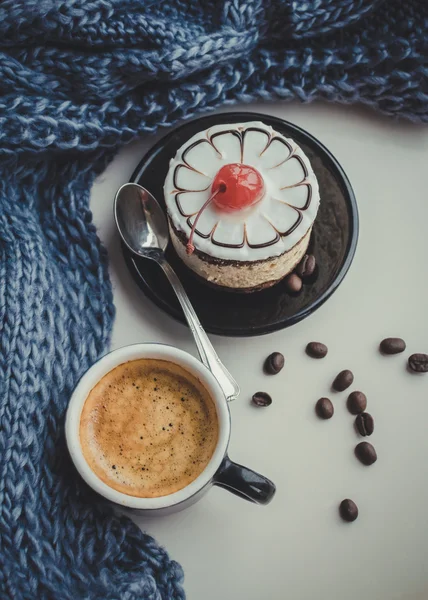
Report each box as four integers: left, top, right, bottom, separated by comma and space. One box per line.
91, 102, 428, 600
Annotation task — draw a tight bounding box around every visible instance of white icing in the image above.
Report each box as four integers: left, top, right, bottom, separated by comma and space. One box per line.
175, 167, 209, 191
276, 184, 309, 208
184, 143, 219, 176
164, 121, 320, 261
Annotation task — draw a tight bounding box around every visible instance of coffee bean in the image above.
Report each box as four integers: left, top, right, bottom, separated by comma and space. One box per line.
347, 391, 367, 415
380, 337, 406, 355
339, 499, 358, 522
296, 254, 316, 278
355, 412, 374, 436
285, 273, 302, 293
408, 353, 428, 373
355, 441, 377, 465
315, 397, 334, 419
252, 391, 272, 407
264, 352, 285, 375
332, 369, 354, 392
306, 342, 328, 359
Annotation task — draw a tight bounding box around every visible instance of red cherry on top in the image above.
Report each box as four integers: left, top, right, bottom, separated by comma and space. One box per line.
212, 163, 265, 212
186, 163, 265, 255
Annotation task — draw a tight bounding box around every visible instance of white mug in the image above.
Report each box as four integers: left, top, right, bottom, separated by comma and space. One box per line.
65, 343, 276, 515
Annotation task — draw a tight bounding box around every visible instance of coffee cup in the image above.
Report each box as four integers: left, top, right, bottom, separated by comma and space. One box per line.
65, 343, 276, 514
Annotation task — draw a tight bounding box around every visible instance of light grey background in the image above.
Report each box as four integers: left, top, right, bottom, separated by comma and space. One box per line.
91, 102, 428, 600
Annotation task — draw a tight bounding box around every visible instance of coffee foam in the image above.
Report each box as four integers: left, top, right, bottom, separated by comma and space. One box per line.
79, 359, 219, 498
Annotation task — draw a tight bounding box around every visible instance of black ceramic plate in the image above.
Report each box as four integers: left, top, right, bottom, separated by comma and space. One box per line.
124, 112, 358, 337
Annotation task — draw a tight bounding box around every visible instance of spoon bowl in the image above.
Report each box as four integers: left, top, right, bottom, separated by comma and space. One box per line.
115, 183, 169, 258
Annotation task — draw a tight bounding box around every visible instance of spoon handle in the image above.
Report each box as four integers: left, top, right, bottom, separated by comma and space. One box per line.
158, 259, 240, 402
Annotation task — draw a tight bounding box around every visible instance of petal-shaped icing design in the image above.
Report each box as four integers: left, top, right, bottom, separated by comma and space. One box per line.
260, 137, 292, 169
269, 155, 307, 189
182, 139, 222, 178
174, 164, 210, 191
210, 130, 242, 162
264, 198, 302, 236
274, 183, 311, 210
187, 206, 218, 237
164, 121, 320, 259
211, 219, 246, 248
245, 212, 280, 248
242, 128, 270, 165
175, 191, 208, 216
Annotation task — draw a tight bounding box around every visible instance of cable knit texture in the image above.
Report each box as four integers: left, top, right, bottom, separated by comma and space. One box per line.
0, 1, 427, 598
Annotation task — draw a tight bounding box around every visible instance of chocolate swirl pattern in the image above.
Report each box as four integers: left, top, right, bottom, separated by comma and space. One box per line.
164, 121, 320, 261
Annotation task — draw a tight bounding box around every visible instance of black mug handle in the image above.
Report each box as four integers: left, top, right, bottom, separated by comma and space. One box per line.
213, 456, 276, 505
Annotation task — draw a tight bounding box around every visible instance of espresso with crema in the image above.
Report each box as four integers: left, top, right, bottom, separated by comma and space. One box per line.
79, 359, 219, 498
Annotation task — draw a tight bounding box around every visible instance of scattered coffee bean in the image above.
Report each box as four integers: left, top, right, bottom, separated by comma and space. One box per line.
355, 441, 377, 465
285, 273, 302, 293
296, 254, 316, 278
339, 499, 358, 522
347, 391, 367, 415
252, 391, 272, 407
306, 342, 328, 359
332, 369, 354, 392
408, 353, 428, 373
264, 352, 285, 375
380, 337, 406, 355
315, 397, 334, 419
355, 412, 374, 437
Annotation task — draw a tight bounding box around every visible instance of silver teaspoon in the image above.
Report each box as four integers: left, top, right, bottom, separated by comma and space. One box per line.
114, 182, 240, 402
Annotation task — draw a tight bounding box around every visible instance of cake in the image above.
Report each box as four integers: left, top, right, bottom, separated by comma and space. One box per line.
164, 121, 320, 292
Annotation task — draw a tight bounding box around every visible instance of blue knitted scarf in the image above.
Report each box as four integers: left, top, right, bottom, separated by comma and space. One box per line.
0, 1, 426, 598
